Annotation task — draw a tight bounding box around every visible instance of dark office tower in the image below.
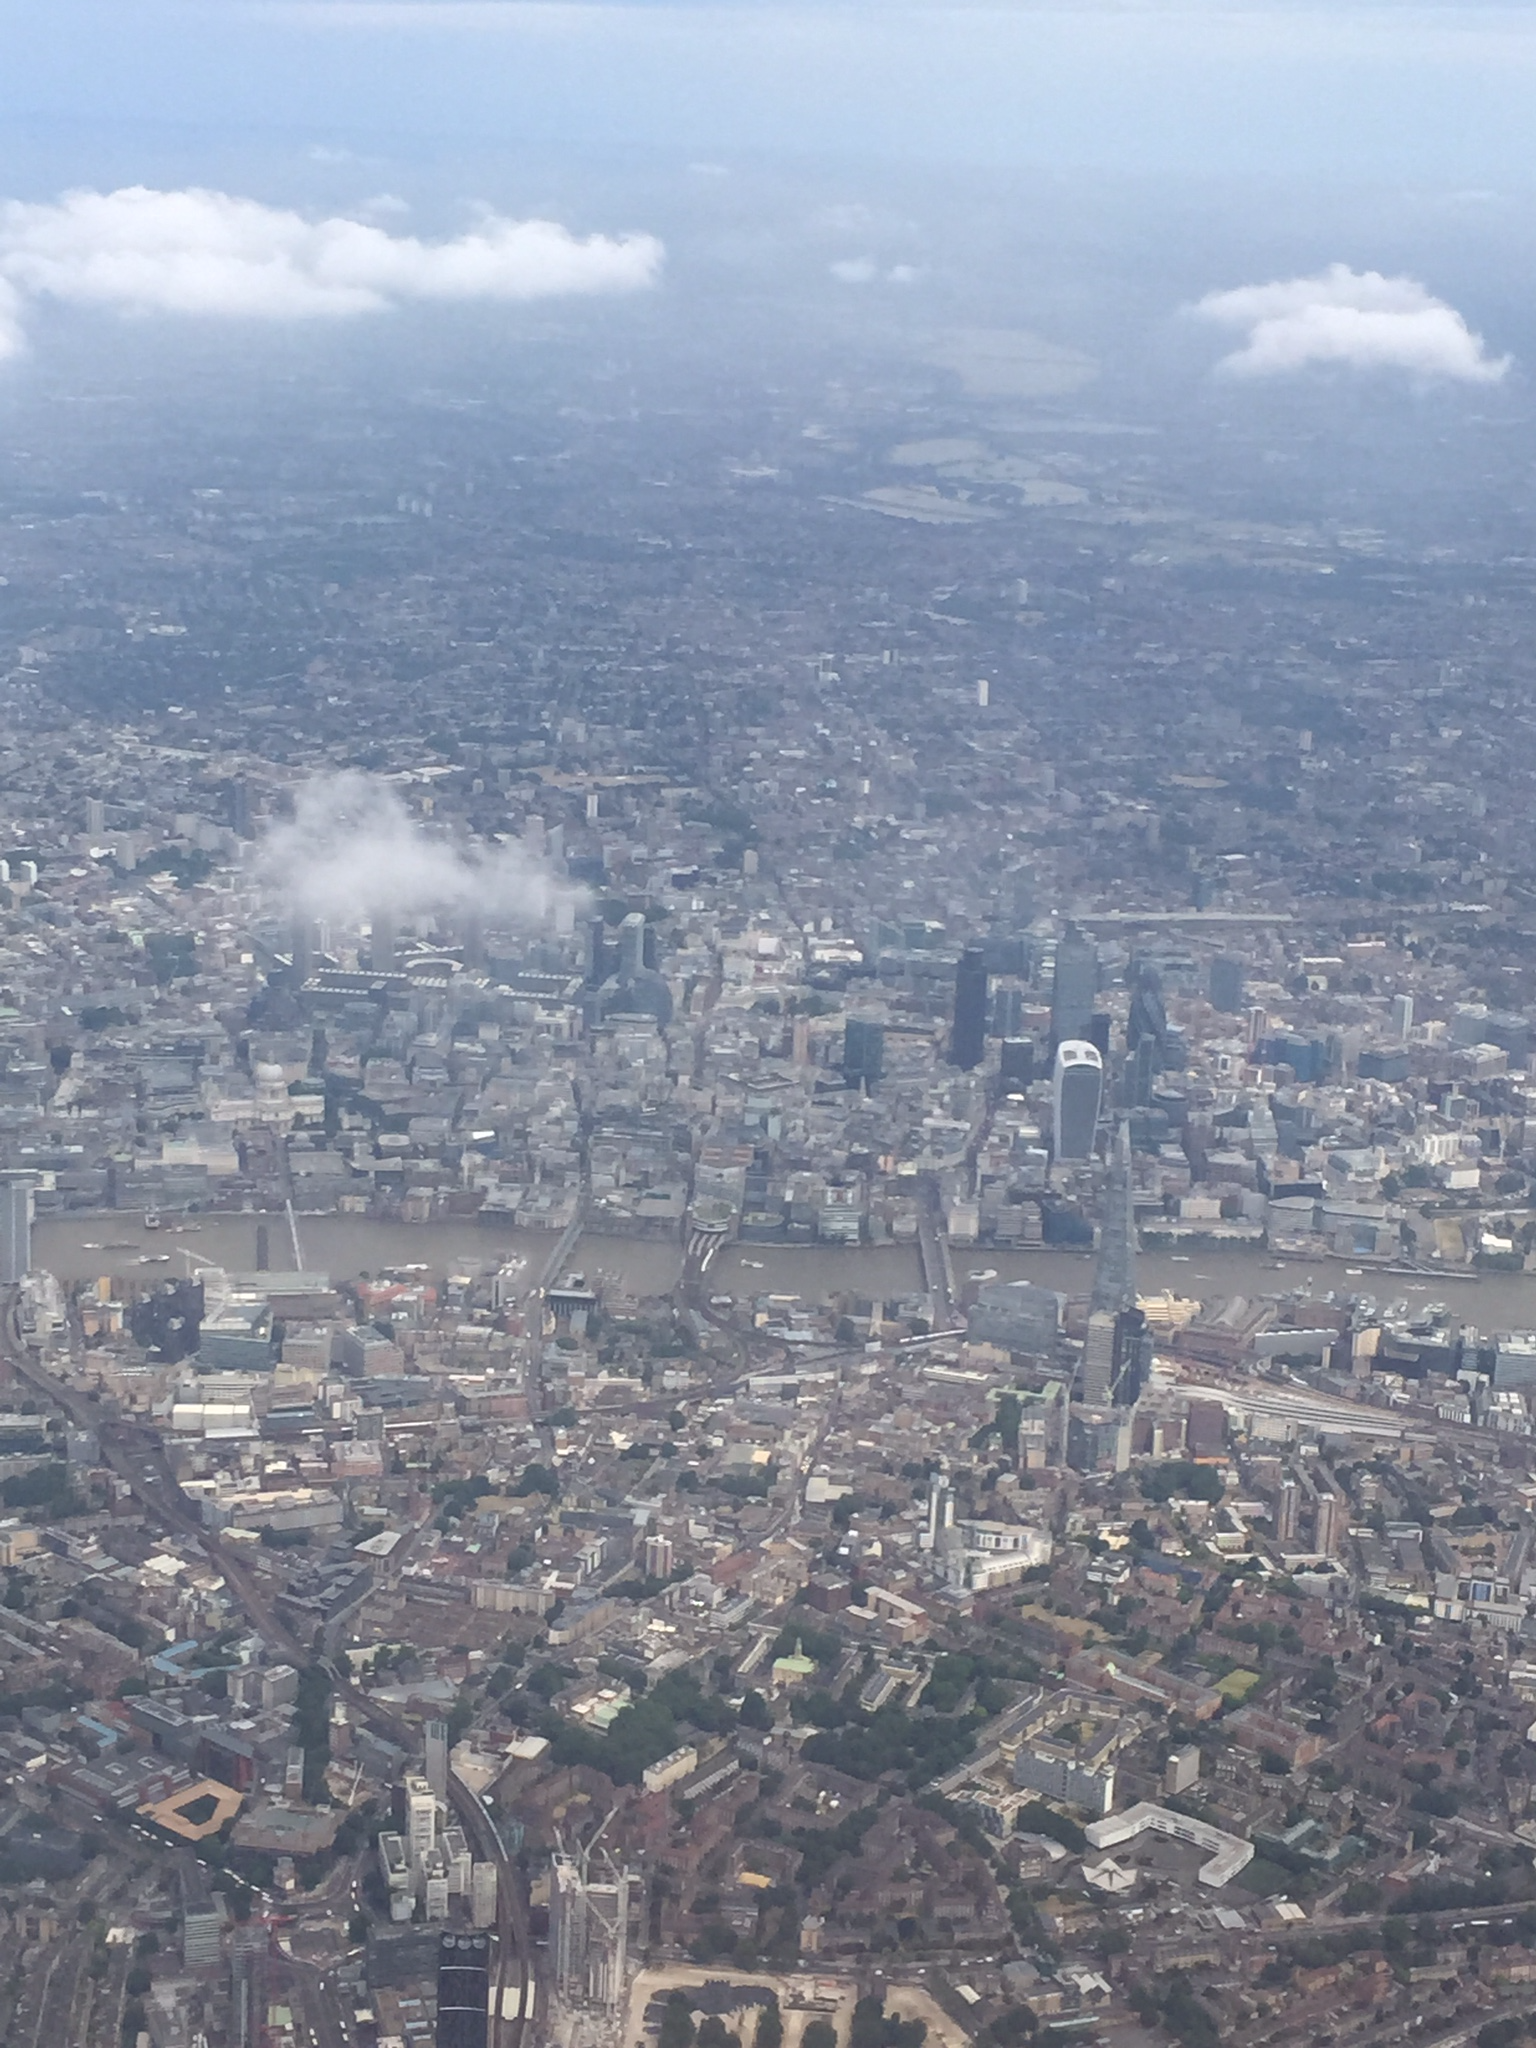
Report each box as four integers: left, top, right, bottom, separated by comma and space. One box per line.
370, 909, 397, 973
1210, 954, 1246, 1013
991, 984, 1024, 1039
984, 936, 1026, 978
462, 910, 485, 972
842, 1016, 885, 1089
584, 917, 610, 989
1087, 1011, 1112, 1058
230, 1944, 260, 2048
1110, 1306, 1154, 1407
1091, 1121, 1137, 1318
290, 917, 313, 987
1129, 1032, 1158, 1109
1126, 961, 1167, 1058
230, 777, 253, 840
950, 944, 988, 1070
437, 1933, 489, 2048
999, 1037, 1036, 1090
1051, 926, 1097, 1050
255, 1223, 270, 1273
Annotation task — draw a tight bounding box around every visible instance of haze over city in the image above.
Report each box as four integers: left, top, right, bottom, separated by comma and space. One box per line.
8, 16, 1536, 2048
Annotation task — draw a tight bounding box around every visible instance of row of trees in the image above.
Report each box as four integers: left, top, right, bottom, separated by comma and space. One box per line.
659, 1992, 785, 2048
659, 1994, 922, 2048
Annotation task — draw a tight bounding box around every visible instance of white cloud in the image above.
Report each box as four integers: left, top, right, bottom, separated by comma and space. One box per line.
255, 771, 585, 929
0, 185, 662, 353
829, 256, 919, 286
1193, 263, 1509, 382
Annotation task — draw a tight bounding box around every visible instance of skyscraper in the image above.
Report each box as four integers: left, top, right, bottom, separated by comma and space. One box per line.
999, 1037, 1036, 1090
290, 916, 314, 987
950, 943, 988, 1070
585, 916, 612, 988
924, 1472, 955, 1550
0, 1171, 33, 1286
1067, 1405, 1131, 1474
842, 1016, 885, 1090
424, 1719, 448, 1800
1052, 1041, 1103, 1162
1209, 954, 1245, 1013
436, 1932, 489, 2048
371, 909, 397, 973
1091, 1123, 1137, 1318
1081, 1310, 1155, 1409
549, 1848, 633, 2012
1109, 1308, 1154, 1408
1081, 1310, 1116, 1405
1127, 959, 1167, 1059
581, 1872, 631, 2009
1051, 926, 1097, 1050
1128, 1033, 1158, 1109
550, 1854, 588, 2002
181, 1859, 224, 1970
618, 910, 647, 981
991, 984, 1024, 1039
404, 1772, 437, 1877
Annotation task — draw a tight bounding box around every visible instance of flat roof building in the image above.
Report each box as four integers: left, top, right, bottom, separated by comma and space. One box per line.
1083, 1801, 1252, 1888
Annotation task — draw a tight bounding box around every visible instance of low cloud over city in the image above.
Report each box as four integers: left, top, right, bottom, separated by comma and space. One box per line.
255, 770, 583, 928
0, 185, 665, 358
1193, 262, 1510, 383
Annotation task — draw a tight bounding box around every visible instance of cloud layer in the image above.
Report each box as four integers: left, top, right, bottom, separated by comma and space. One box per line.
1193, 264, 1509, 383
256, 772, 585, 931
0, 185, 663, 358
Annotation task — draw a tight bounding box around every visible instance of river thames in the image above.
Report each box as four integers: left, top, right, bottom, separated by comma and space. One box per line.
29, 1212, 1536, 1331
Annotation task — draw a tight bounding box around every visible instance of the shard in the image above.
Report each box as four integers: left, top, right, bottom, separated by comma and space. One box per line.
1091, 1118, 1137, 1318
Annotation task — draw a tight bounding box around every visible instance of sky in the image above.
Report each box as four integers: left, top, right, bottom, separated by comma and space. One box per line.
0, 2, 1532, 399
8, 2, 1536, 188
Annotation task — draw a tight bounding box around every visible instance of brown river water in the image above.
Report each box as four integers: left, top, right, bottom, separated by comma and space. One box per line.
31, 1215, 1536, 1333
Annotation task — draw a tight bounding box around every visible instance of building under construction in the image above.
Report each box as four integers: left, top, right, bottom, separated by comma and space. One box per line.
548, 1818, 636, 2012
